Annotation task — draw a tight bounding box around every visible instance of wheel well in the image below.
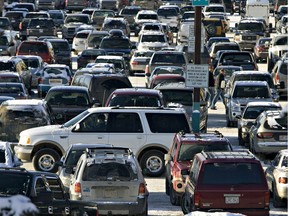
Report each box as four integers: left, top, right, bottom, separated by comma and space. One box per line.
31, 143, 63, 159
137, 146, 168, 162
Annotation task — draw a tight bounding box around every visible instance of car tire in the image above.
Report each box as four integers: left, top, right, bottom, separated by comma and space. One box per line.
181, 193, 192, 215
33, 148, 60, 173
206, 24, 217, 36
165, 176, 170, 195
140, 150, 165, 177
170, 185, 180, 206
136, 202, 148, 216
273, 184, 284, 208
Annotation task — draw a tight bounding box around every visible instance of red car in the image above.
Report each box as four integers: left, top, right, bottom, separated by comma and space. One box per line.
149, 74, 185, 89
164, 131, 232, 206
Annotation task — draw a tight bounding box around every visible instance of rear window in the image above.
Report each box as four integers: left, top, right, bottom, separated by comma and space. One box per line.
222, 54, 252, 63
152, 53, 186, 64
234, 75, 274, 88
233, 85, 270, 98
264, 116, 287, 130
138, 14, 158, 20
50, 41, 70, 51
18, 43, 49, 54
120, 8, 140, 15
75, 32, 90, 39
200, 163, 264, 185
65, 16, 89, 24
29, 19, 55, 28
141, 34, 166, 43
243, 106, 281, 119
157, 8, 178, 16
146, 113, 190, 133
161, 90, 192, 106
108, 95, 161, 107
100, 38, 130, 49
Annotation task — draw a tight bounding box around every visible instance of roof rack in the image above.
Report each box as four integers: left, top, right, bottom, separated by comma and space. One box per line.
202, 150, 255, 159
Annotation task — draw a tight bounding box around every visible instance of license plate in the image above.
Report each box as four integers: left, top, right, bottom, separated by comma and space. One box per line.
279, 135, 287, 141
224, 194, 240, 204
49, 79, 62, 85
104, 190, 117, 198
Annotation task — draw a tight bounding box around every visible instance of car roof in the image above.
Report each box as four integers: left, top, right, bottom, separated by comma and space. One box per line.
48, 86, 89, 92
2, 99, 44, 106
233, 80, 269, 86
154, 81, 190, 90
245, 101, 282, 107
111, 88, 161, 95
232, 71, 271, 76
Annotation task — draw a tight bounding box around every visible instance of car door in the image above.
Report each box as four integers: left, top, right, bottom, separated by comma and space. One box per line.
69, 112, 110, 144
107, 112, 146, 155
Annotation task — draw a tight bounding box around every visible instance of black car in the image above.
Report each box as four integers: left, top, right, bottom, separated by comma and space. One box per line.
44, 86, 97, 124
0, 83, 29, 99
0, 167, 98, 215
45, 38, 71, 66
77, 48, 106, 69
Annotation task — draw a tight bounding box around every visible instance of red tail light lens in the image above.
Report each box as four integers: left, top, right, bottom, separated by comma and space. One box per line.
194, 192, 200, 207
138, 183, 146, 196
257, 132, 273, 138
131, 61, 138, 65
74, 182, 81, 193
279, 177, 288, 184
264, 191, 270, 207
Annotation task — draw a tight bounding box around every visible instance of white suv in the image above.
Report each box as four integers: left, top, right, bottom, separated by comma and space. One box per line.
15, 107, 191, 176
137, 30, 169, 51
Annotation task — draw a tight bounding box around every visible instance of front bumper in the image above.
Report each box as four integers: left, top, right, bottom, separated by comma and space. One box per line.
14, 144, 33, 161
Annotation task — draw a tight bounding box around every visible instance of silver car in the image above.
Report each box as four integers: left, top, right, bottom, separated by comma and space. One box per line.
237, 101, 282, 146
69, 147, 149, 216
249, 106, 288, 155
265, 149, 288, 208
224, 81, 273, 127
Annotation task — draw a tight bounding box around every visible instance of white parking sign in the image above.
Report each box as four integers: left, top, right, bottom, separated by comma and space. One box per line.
185, 64, 209, 88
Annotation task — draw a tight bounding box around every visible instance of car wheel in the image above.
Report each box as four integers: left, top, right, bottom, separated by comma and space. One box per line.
206, 24, 217, 36
238, 129, 245, 146
273, 184, 284, 208
32, 148, 60, 173
170, 185, 180, 206
140, 150, 165, 177
136, 202, 148, 216
181, 193, 191, 214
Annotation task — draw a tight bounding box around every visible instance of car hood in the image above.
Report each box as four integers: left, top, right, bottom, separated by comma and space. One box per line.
20, 124, 66, 137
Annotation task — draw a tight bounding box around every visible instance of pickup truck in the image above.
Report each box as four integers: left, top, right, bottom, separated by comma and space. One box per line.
26, 18, 57, 38
0, 167, 98, 215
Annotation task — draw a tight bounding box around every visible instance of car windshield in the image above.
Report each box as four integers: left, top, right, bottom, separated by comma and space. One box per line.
141, 34, 166, 43
100, 38, 130, 49
232, 86, 270, 98
157, 8, 178, 16
201, 163, 264, 185
237, 23, 264, 32
0, 173, 31, 195
50, 41, 70, 51
178, 143, 231, 161
82, 161, 138, 181
243, 106, 281, 119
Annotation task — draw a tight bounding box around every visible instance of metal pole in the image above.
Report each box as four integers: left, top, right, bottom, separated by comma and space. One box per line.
191, 6, 202, 133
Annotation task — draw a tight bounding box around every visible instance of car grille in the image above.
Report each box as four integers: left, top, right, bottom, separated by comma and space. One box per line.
242, 35, 257, 41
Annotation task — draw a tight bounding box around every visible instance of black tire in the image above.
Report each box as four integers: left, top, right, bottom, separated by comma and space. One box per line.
273, 184, 284, 208
206, 24, 217, 36
165, 177, 170, 195
169, 186, 180, 206
238, 129, 245, 146
181, 193, 191, 215
32, 148, 61, 173
140, 150, 165, 177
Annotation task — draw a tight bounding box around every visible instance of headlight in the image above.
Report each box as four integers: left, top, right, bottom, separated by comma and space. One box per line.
234, 35, 240, 41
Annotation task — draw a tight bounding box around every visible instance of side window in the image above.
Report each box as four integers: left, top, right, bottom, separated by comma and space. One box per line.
46, 178, 65, 200
77, 113, 108, 132
189, 159, 200, 184
108, 112, 143, 133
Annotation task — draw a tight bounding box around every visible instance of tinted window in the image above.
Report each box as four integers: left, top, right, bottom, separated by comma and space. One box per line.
0, 173, 31, 195
201, 163, 264, 185
19, 43, 49, 54
121, 8, 141, 15
109, 95, 161, 107
222, 54, 252, 62
233, 85, 270, 98
234, 74, 274, 88
161, 90, 192, 106
50, 41, 70, 51
108, 113, 143, 133
142, 34, 166, 43
243, 106, 281, 119
0, 62, 15, 71
152, 53, 186, 64
264, 116, 287, 130
138, 14, 158, 20
46, 91, 89, 107
65, 16, 89, 24
237, 23, 265, 32
65, 149, 86, 166
0, 36, 9, 46
22, 58, 40, 68
88, 34, 108, 47
146, 113, 190, 133
157, 8, 178, 16
100, 38, 130, 49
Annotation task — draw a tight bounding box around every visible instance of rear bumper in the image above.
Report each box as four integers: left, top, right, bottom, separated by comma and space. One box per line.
196, 208, 269, 216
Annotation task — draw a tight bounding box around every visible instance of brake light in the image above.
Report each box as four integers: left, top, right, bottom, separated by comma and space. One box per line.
275, 74, 280, 83
131, 61, 138, 65
257, 132, 273, 138
279, 177, 288, 184
138, 183, 146, 196
264, 191, 270, 207
194, 192, 200, 207
38, 78, 43, 84
19, 22, 22, 30
256, 46, 265, 52
74, 182, 81, 193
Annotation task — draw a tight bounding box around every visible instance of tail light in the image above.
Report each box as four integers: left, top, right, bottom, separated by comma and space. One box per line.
256, 46, 265, 52
194, 192, 200, 207
145, 65, 149, 74
264, 191, 270, 207
278, 177, 288, 184
138, 183, 146, 196
19, 22, 22, 30
275, 74, 280, 83
74, 182, 81, 193
131, 61, 138, 65
38, 78, 43, 84
65, 0, 68, 7
257, 132, 273, 139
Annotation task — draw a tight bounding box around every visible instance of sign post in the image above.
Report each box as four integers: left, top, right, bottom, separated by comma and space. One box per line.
189, 0, 209, 132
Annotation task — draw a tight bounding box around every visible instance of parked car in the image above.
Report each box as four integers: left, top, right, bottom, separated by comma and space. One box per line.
237, 101, 282, 146
0, 83, 29, 99
0, 142, 22, 168
181, 150, 270, 215
265, 149, 288, 207
105, 88, 165, 107
225, 81, 273, 127
248, 108, 288, 155
44, 86, 97, 124
15, 107, 191, 176
57, 143, 113, 190
165, 131, 232, 206
69, 147, 149, 215
0, 99, 52, 142
37, 64, 73, 98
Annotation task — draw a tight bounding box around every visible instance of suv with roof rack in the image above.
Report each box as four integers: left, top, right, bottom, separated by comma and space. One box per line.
0, 167, 98, 215
181, 150, 270, 215
69, 146, 149, 216
16, 107, 191, 176
165, 131, 232, 206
